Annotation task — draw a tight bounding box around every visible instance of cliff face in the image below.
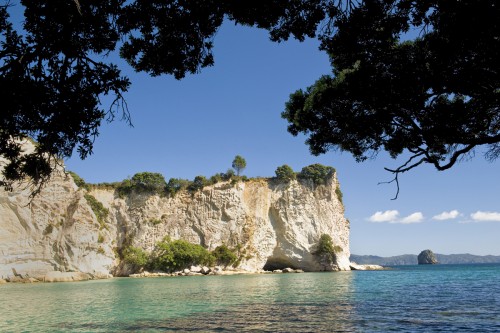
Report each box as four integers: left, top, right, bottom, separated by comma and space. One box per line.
0, 167, 350, 280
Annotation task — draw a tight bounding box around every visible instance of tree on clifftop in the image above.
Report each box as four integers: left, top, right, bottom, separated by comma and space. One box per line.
1, 1, 499, 197
232, 155, 247, 176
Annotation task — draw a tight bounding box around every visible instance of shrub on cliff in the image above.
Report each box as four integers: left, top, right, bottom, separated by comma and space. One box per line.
67, 171, 88, 190
123, 246, 149, 271
298, 164, 335, 186
212, 245, 238, 267
313, 234, 342, 266
84, 194, 109, 230
131, 172, 167, 193
165, 178, 192, 196
275, 164, 296, 182
116, 172, 167, 196
188, 175, 210, 192
150, 237, 214, 272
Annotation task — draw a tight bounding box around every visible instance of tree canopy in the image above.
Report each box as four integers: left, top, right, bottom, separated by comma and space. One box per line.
1, 0, 498, 196
232, 155, 246, 176
281, 0, 500, 197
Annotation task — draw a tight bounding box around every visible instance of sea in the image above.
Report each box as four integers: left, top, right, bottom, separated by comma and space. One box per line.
1, 264, 499, 332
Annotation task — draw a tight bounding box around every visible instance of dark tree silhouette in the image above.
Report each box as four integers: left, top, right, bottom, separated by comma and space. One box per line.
1, 0, 499, 198
282, 0, 500, 197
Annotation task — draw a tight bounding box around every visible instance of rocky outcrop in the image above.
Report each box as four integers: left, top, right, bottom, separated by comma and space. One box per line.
418, 249, 438, 264
1, 156, 350, 280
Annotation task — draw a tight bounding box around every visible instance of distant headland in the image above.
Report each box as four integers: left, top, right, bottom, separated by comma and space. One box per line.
350, 253, 500, 266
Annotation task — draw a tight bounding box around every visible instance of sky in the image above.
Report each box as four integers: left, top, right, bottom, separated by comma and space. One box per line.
62, 22, 500, 257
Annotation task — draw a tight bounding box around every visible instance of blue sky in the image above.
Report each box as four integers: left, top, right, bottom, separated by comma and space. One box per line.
65, 22, 500, 257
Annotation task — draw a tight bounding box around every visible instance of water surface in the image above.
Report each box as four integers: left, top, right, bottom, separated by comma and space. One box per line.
1, 264, 499, 332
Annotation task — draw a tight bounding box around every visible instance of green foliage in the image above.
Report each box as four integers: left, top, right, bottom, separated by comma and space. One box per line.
131, 172, 167, 193
188, 175, 209, 192
212, 245, 238, 267
123, 246, 149, 270
116, 172, 167, 196
232, 155, 247, 176
313, 234, 342, 264
2, 1, 499, 195
275, 164, 296, 182
98, 233, 105, 243
298, 164, 335, 185
67, 171, 88, 189
224, 169, 235, 180
149, 218, 162, 225
84, 194, 109, 230
97, 247, 105, 255
149, 237, 214, 272
116, 179, 133, 198
335, 185, 343, 204
165, 178, 191, 197
280, 0, 500, 182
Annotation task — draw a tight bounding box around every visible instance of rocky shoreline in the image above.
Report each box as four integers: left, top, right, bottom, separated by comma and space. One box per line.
0, 263, 385, 284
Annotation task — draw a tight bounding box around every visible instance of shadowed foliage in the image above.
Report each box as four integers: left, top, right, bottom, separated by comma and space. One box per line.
1, 1, 498, 198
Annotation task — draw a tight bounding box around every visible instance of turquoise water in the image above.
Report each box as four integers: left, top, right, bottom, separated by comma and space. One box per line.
1, 264, 499, 332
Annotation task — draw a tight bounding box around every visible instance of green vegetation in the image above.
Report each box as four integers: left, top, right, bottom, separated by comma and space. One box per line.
97, 246, 105, 255
87, 163, 336, 200
165, 178, 191, 196
335, 185, 343, 204
232, 155, 247, 176
116, 172, 167, 196
98, 233, 105, 243
149, 237, 214, 272
212, 245, 238, 267
188, 175, 210, 192
67, 171, 88, 189
149, 218, 162, 225
84, 194, 109, 230
122, 246, 149, 269
298, 164, 335, 186
121, 239, 240, 273
275, 164, 296, 182
313, 234, 342, 265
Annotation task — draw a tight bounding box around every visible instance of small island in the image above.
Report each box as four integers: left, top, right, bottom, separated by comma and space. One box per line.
418, 249, 439, 265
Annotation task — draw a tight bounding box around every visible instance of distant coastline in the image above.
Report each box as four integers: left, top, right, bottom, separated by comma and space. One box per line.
350, 253, 500, 266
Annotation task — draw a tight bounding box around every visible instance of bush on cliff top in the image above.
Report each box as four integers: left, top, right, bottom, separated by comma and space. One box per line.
275, 164, 296, 182
298, 164, 335, 186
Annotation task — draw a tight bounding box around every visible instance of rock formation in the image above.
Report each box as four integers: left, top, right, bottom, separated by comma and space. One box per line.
417, 249, 438, 264
0, 156, 350, 280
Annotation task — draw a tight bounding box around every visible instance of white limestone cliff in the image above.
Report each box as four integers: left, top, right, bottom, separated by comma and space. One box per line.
0, 164, 350, 280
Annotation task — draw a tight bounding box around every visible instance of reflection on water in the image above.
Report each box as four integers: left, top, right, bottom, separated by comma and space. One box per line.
1, 265, 500, 332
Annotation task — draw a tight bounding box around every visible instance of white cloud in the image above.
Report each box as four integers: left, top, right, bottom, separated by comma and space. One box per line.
400, 212, 424, 224
470, 211, 500, 222
433, 210, 460, 221
368, 210, 399, 222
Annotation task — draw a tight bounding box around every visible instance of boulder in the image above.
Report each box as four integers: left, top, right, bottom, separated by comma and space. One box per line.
283, 267, 295, 273
200, 266, 211, 275
190, 266, 202, 273
418, 249, 438, 265
0, 278, 7, 284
